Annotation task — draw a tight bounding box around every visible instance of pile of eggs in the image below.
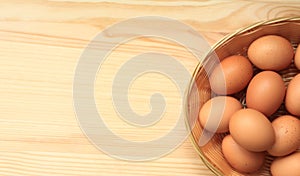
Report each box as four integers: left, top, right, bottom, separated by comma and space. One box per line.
199, 35, 300, 175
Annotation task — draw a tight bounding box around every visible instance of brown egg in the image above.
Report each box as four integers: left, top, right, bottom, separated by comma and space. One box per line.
268, 115, 300, 156
271, 152, 300, 176
286, 74, 300, 116
229, 108, 275, 152
199, 96, 242, 133
246, 71, 285, 116
210, 55, 253, 95
248, 35, 294, 71
295, 44, 300, 69
222, 135, 265, 173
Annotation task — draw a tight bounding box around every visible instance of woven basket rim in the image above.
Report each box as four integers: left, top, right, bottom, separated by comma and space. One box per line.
185, 16, 300, 176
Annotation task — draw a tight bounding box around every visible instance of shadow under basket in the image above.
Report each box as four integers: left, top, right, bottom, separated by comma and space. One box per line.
186, 17, 300, 176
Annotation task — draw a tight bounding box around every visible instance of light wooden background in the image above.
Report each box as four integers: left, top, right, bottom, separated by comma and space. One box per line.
0, 0, 300, 175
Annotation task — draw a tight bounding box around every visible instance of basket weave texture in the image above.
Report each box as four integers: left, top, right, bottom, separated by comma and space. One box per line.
186, 17, 300, 176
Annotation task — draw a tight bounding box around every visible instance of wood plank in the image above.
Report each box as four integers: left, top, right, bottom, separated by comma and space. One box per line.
0, 0, 299, 175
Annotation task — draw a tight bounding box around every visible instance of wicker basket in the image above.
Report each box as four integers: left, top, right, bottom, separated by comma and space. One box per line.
186, 17, 300, 176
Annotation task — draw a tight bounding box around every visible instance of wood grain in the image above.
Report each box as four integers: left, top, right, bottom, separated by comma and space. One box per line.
0, 0, 300, 175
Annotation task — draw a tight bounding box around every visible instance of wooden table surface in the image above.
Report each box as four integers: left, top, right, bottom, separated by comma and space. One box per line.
1, 0, 300, 175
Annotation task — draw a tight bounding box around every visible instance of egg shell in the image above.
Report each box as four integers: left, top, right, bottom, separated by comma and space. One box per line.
246, 71, 285, 116
286, 74, 300, 116
271, 152, 300, 176
229, 108, 275, 152
247, 35, 294, 71
210, 55, 253, 95
222, 135, 265, 173
268, 115, 300, 156
199, 96, 242, 133
295, 44, 300, 69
